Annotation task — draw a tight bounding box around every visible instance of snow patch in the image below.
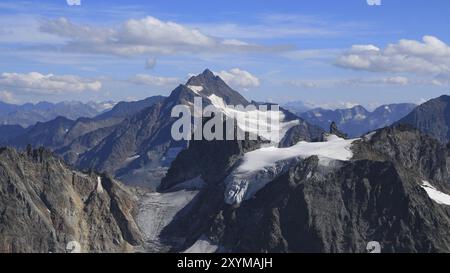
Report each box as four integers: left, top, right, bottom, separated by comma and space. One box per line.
183, 235, 219, 253
96, 176, 104, 194
208, 94, 298, 143
125, 154, 140, 163
364, 131, 376, 141
354, 114, 366, 120
187, 85, 203, 94
225, 135, 358, 204
421, 180, 450, 206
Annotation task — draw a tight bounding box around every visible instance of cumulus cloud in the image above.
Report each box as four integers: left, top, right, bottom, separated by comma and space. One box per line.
39, 16, 275, 57
288, 76, 410, 89
129, 74, 180, 86
0, 72, 102, 94
335, 36, 450, 83
215, 68, 260, 90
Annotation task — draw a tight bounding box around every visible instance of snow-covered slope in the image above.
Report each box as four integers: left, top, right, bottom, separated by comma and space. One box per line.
225, 135, 358, 204
208, 94, 298, 143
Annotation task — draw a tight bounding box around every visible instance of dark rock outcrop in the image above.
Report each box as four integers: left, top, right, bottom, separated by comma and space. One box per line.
278, 120, 324, 147
330, 121, 348, 139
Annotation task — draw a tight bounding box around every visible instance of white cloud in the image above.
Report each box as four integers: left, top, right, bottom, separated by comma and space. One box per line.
39, 16, 274, 57
191, 13, 368, 40
0, 90, 16, 103
314, 101, 360, 110
381, 76, 409, 85
129, 74, 180, 86
215, 68, 260, 90
0, 72, 102, 94
287, 76, 410, 89
335, 36, 450, 83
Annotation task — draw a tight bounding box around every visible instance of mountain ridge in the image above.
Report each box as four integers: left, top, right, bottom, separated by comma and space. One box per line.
299, 103, 416, 137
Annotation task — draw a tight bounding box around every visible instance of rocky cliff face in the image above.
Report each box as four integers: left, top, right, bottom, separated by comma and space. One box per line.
397, 95, 450, 143
0, 147, 142, 253
158, 124, 450, 253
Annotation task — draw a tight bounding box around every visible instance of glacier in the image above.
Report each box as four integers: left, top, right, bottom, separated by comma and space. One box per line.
225, 135, 358, 205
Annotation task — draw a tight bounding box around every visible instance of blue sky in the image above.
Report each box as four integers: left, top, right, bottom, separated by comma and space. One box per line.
0, 0, 449, 109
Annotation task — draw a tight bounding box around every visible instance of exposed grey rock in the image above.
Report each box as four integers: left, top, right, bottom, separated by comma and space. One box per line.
0, 147, 142, 253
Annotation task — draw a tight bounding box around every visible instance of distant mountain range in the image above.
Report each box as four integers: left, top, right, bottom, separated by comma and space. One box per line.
0, 95, 166, 165
0, 100, 115, 128
298, 103, 416, 137
282, 100, 313, 114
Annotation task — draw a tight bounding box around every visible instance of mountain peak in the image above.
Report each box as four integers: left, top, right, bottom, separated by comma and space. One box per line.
202, 68, 215, 77
183, 69, 249, 105
186, 68, 217, 86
